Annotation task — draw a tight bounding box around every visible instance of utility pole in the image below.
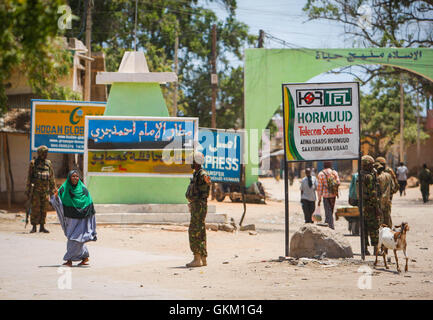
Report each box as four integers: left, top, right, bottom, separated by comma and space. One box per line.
399, 73, 404, 163
84, 0, 93, 101
211, 24, 217, 129
173, 32, 179, 117
258, 29, 264, 48
416, 89, 421, 171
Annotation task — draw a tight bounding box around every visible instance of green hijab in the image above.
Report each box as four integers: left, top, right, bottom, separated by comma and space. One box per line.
59, 170, 95, 219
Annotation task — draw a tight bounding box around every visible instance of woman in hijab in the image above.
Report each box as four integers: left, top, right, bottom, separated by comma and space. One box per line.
50, 170, 97, 267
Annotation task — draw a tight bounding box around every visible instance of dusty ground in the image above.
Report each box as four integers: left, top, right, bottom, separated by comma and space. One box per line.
0, 177, 432, 300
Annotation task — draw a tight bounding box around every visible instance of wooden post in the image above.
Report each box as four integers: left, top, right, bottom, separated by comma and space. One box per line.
2, 134, 12, 208
173, 32, 179, 117
399, 73, 404, 162
211, 24, 217, 129
416, 90, 420, 172
84, 0, 93, 101
5, 133, 14, 203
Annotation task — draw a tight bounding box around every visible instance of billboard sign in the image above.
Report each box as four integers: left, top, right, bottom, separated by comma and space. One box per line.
282, 82, 360, 161
198, 128, 243, 183
84, 116, 198, 178
31, 99, 106, 153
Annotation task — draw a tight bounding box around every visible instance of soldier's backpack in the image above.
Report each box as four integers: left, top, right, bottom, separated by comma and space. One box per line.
324, 170, 340, 195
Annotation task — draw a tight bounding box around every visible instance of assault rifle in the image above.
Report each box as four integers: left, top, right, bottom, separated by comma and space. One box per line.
25, 184, 34, 228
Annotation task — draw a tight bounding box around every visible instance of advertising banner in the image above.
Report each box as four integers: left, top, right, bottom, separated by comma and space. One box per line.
31, 100, 106, 153
84, 116, 198, 178
198, 128, 243, 183
282, 82, 360, 161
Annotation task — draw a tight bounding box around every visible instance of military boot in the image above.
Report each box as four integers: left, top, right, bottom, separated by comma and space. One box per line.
39, 224, 49, 233
186, 253, 202, 267
201, 255, 207, 266
30, 225, 37, 233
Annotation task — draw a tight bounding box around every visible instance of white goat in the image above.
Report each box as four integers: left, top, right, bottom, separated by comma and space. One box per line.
374, 222, 410, 273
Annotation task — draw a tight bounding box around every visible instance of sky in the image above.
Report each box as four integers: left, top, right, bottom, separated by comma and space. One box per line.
208, 0, 372, 89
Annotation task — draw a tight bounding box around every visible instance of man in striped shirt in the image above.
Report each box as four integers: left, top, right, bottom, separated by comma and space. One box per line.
317, 161, 340, 230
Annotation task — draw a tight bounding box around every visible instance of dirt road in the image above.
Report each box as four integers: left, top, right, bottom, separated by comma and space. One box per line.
1, 178, 432, 300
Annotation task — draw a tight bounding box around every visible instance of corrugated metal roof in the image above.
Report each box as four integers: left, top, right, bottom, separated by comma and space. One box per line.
0, 108, 30, 134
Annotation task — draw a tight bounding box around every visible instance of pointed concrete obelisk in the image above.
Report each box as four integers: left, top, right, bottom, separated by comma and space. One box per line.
87, 51, 189, 204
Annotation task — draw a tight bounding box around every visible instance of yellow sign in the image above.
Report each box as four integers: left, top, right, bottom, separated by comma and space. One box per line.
31, 100, 106, 153
88, 150, 193, 175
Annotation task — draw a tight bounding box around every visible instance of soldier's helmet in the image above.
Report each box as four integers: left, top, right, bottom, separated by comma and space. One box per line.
361, 155, 374, 169
193, 151, 205, 165
376, 156, 386, 166
374, 161, 384, 171
37, 145, 48, 156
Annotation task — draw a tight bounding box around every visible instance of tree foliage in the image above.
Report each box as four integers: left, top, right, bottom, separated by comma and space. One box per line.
361, 72, 429, 157
0, 0, 78, 115
66, 0, 256, 129
303, 1, 433, 99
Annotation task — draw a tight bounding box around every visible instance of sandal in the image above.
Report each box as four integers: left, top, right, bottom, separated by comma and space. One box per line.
62, 260, 72, 267
78, 257, 89, 266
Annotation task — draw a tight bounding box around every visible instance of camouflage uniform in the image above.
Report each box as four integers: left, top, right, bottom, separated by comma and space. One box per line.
376, 157, 399, 197
361, 155, 380, 251
375, 162, 395, 228
25, 146, 56, 231
418, 166, 432, 203
186, 167, 211, 257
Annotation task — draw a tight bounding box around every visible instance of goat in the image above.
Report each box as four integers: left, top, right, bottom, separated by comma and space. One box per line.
374, 222, 410, 273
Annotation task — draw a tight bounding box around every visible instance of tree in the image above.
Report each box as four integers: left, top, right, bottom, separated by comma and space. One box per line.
0, 0, 78, 115
303, 1, 433, 102
65, 0, 256, 128
360, 72, 429, 158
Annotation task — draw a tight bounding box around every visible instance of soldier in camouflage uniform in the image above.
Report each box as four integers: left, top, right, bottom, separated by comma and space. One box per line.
376, 157, 399, 199
185, 152, 211, 267
25, 145, 56, 233
418, 163, 432, 203
374, 161, 395, 228
361, 155, 380, 256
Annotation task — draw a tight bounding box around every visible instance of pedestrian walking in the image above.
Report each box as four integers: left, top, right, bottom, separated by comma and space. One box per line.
185, 152, 211, 267
271, 156, 280, 181
375, 161, 395, 228
317, 161, 340, 230
361, 155, 380, 256
300, 168, 318, 223
50, 170, 97, 267
396, 162, 409, 196
418, 164, 433, 203
25, 145, 57, 233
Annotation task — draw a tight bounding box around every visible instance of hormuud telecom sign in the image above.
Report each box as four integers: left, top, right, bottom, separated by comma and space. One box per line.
282, 82, 360, 161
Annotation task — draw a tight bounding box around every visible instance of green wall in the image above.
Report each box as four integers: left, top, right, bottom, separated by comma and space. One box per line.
88, 82, 189, 204
244, 48, 433, 186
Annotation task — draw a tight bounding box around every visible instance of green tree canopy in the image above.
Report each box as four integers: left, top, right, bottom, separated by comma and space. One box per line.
361, 72, 429, 157
303, 0, 433, 103
0, 0, 78, 115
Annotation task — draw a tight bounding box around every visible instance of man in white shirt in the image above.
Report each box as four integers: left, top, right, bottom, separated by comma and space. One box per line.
396, 162, 409, 196
300, 168, 318, 223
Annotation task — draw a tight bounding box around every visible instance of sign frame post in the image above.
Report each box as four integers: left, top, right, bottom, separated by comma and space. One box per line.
281, 81, 362, 259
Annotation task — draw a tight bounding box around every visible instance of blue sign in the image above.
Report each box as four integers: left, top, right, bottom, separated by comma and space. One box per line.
87, 117, 197, 150
199, 129, 242, 183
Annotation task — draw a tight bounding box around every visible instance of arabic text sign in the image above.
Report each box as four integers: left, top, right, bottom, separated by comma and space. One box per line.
283, 82, 360, 161
199, 129, 242, 183
87, 118, 196, 150
315, 49, 423, 63
85, 116, 198, 178
31, 100, 106, 153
